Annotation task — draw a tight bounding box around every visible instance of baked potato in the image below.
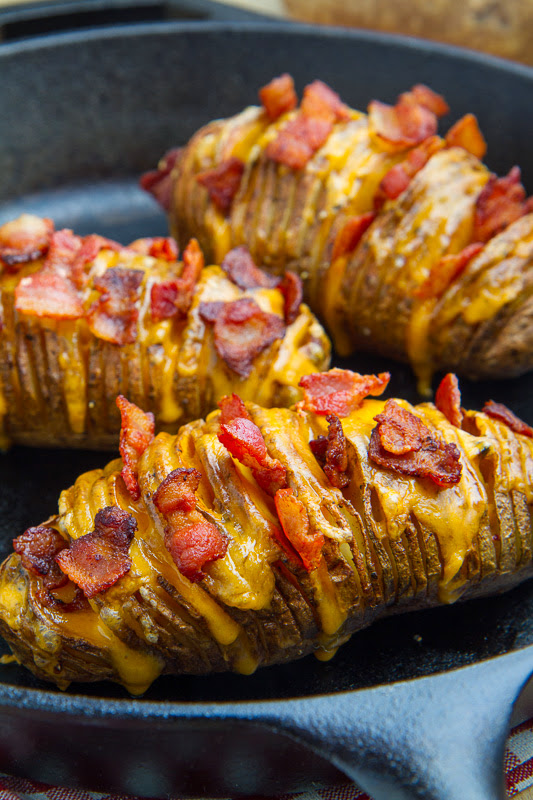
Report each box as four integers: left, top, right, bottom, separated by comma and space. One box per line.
0, 214, 329, 449
143, 75, 533, 394
0, 369, 531, 694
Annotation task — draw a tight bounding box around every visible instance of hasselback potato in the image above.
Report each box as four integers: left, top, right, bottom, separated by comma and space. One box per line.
0, 214, 329, 449
0, 369, 532, 694
143, 75, 533, 393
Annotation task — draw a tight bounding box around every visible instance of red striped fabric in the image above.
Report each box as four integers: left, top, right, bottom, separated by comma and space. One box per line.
1, 718, 532, 799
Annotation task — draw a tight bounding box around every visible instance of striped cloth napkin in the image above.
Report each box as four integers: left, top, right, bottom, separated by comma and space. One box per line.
1, 717, 533, 800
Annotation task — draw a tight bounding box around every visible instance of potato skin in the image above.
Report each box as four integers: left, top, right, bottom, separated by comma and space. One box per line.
0, 239, 330, 449
165, 100, 533, 391
0, 393, 532, 693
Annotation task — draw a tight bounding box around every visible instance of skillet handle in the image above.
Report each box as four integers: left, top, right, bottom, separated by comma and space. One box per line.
261, 646, 533, 800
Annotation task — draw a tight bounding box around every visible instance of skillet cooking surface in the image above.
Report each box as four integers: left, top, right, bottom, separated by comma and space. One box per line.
1, 22, 533, 706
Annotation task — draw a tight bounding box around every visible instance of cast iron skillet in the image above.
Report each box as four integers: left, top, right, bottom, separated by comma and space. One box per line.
1, 4, 533, 798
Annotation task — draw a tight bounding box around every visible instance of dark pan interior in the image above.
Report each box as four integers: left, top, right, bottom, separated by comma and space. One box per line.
1, 22, 533, 706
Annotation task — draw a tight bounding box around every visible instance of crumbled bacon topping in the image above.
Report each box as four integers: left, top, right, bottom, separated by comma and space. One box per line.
70, 234, 122, 288
415, 242, 483, 301
408, 84, 450, 117
368, 86, 444, 150
153, 468, 228, 581
150, 239, 204, 321
150, 238, 204, 322
266, 80, 350, 170
15, 270, 84, 319
310, 414, 350, 488
299, 369, 390, 417
15, 228, 85, 319
116, 395, 155, 501
129, 236, 179, 262
198, 300, 225, 323
13, 526, 69, 590
87, 267, 144, 344
473, 167, 533, 243
274, 488, 324, 571
56, 506, 137, 598
150, 281, 180, 321
153, 467, 201, 515
483, 400, 533, 438
218, 393, 252, 424
140, 147, 183, 212
197, 156, 245, 214
368, 399, 462, 486
259, 73, 298, 120
221, 246, 278, 289
277, 271, 303, 324
218, 416, 287, 496
445, 113, 487, 160
0, 215, 54, 270
331, 213, 376, 262
201, 297, 285, 377
300, 80, 351, 122
435, 373, 464, 428
375, 136, 444, 206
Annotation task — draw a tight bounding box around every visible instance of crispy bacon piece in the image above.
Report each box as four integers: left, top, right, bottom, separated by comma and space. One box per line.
310, 414, 350, 488
435, 373, 464, 428
483, 400, 533, 438
368, 92, 439, 149
165, 522, 228, 582
198, 300, 226, 323
274, 488, 324, 571
153, 468, 228, 581
153, 468, 202, 515
140, 147, 183, 212
265, 116, 320, 170
221, 246, 278, 289
278, 271, 303, 324
369, 399, 462, 486
0, 215, 54, 270
87, 267, 144, 344
266, 80, 349, 170
375, 136, 444, 206
473, 167, 532, 243
415, 242, 484, 301
208, 297, 285, 377
56, 506, 136, 598
128, 236, 179, 262
15, 270, 84, 319
300, 80, 350, 122
70, 234, 122, 288
331, 213, 376, 261
218, 416, 287, 496
151, 237, 206, 322
43, 228, 83, 274
445, 113, 487, 160
14, 228, 85, 319
408, 85, 450, 117
218, 393, 252, 424
259, 73, 298, 120
116, 395, 155, 501
150, 281, 180, 321
197, 156, 245, 214
178, 238, 204, 301
13, 526, 68, 590
299, 369, 390, 417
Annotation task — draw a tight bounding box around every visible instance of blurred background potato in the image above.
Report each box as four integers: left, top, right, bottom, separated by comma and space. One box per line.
225, 0, 533, 65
